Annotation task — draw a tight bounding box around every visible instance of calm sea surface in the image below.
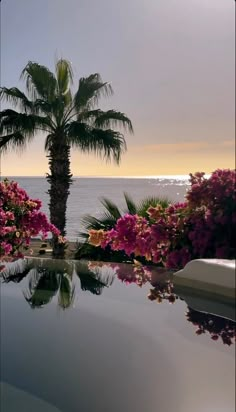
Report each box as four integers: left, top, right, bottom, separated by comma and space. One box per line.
7, 176, 190, 241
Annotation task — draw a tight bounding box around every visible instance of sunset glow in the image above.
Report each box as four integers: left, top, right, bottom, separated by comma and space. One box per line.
1, 0, 235, 176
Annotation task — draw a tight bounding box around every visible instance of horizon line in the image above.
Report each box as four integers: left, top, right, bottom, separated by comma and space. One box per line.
1, 174, 192, 179
2, 174, 194, 179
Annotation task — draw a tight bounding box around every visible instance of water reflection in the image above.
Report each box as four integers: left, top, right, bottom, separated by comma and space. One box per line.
148, 280, 236, 346
24, 269, 75, 310
1, 259, 114, 309
80, 261, 114, 294
1, 258, 235, 345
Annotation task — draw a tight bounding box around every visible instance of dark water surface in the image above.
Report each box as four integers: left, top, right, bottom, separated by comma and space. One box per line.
1, 259, 235, 412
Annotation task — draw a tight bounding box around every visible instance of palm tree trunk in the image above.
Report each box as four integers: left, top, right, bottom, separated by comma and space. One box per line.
47, 141, 72, 258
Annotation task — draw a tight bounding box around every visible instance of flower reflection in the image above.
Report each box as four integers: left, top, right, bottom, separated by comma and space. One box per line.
87, 261, 153, 287
148, 282, 177, 304
86, 261, 236, 347
1, 258, 235, 345
115, 263, 152, 287
186, 308, 236, 346
148, 280, 236, 346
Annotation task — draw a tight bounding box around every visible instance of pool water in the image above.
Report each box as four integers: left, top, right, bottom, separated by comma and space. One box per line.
0, 258, 235, 412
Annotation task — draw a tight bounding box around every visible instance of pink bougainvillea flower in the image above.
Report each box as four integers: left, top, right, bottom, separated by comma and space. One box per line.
0, 179, 62, 260
88, 169, 236, 269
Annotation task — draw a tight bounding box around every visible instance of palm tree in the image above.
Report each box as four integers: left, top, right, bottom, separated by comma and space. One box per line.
0, 59, 133, 257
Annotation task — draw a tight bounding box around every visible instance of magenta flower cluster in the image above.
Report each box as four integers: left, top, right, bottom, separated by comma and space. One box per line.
0, 179, 60, 259
89, 169, 236, 269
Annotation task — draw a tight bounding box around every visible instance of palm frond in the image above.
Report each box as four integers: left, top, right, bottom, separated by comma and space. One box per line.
33, 99, 55, 115
94, 110, 133, 133
123, 192, 137, 215
89, 128, 126, 164
74, 73, 113, 110
21, 61, 57, 101
80, 214, 107, 231
0, 109, 50, 132
0, 109, 50, 151
0, 87, 33, 112
78, 213, 117, 240
78, 198, 122, 240
56, 59, 73, 95
78, 109, 133, 133
66, 121, 126, 164
0, 131, 26, 152
77, 109, 102, 122
63, 90, 73, 108
100, 198, 122, 220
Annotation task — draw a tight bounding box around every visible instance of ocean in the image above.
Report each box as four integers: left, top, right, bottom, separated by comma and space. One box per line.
6, 176, 190, 241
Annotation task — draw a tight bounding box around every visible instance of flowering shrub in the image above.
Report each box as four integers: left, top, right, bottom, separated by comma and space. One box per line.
88, 169, 236, 269
0, 179, 61, 260
185, 169, 235, 259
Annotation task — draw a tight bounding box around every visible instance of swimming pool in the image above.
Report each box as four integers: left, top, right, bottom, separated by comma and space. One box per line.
1, 258, 235, 412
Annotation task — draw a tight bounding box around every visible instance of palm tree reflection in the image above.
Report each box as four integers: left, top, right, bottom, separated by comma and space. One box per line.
76, 261, 114, 295
23, 260, 115, 308
23, 269, 76, 310
20, 260, 75, 309
1, 259, 30, 283
58, 273, 76, 309
1, 259, 235, 345
1, 258, 115, 308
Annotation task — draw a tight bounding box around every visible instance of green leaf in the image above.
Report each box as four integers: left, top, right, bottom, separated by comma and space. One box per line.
0, 109, 50, 151
94, 110, 133, 133
0, 87, 33, 112
100, 198, 122, 220
66, 121, 126, 164
56, 59, 73, 95
21, 61, 57, 101
123, 192, 137, 214
74, 73, 113, 110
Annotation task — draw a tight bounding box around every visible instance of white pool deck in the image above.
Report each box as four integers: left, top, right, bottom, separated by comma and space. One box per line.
174, 259, 236, 303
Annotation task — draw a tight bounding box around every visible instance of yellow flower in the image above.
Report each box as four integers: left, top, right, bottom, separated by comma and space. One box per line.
26, 200, 37, 208
88, 229, 105, 247
144, 253, 152, 261
58, 235, 66, 244
15, 231, 21, 238
147, 204, 163, 220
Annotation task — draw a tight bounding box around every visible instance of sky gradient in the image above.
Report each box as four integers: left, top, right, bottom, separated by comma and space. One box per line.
1, 0, 235, 176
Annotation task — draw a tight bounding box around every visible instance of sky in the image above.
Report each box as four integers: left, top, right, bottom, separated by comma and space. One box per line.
0, 0, 235, 176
